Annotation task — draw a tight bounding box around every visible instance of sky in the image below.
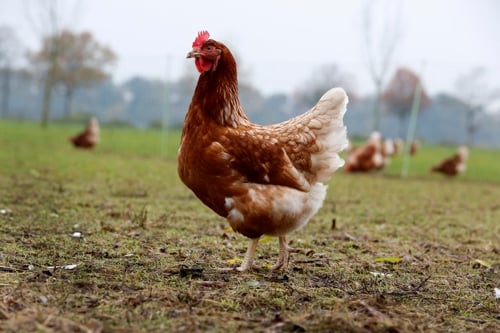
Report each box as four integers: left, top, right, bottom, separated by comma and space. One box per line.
1, 0, 500, 97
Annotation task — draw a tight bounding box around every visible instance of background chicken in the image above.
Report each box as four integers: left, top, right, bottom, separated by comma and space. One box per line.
69, 117, 100, 149
344, 132, 385, 172
178, 31, 348, 271
409, 139, 420, 156
344, 132, 407, 173
431, 145, 469, 176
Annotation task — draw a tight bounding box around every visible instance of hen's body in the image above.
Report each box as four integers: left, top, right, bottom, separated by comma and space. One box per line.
344, 132, 385, 172
431, 146, 468, 176
69, 117, 100, 149
178, 32, 348, 271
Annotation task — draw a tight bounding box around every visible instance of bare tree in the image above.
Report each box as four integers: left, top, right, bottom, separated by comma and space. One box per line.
24, 0, 81, 127
0, 25, 21, 117
455, 67, 498, 146
294, 63, 356, 110
29, 30, 117, 117
382, 67, 430, 137
362, 0, 403, 131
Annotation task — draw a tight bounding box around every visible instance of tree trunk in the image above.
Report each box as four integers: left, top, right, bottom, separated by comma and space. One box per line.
40, 46, 58, 128
399, 114, 407, 138
465, 108, 476, 146
63, 85, 74, 118
372, 82, 382, 132
1, 68, 10, 117
41, 74, 53, 127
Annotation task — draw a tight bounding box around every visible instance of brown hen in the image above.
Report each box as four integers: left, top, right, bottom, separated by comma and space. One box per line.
344, 132, 385, 172
69, 117, 100, 149
178, 31, 348, 271
431, 146, 468, 176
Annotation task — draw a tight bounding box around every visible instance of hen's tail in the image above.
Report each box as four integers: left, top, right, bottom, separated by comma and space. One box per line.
307, 87, 348, 182
272, 87, 348, 184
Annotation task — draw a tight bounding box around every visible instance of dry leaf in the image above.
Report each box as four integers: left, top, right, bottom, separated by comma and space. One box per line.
473, 259, 492, 269
374, 257, 403, 264
227, 257, 242, 264
259, 236, 273, 243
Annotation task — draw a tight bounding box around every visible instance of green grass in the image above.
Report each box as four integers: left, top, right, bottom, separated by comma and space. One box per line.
1, 120, 499, 332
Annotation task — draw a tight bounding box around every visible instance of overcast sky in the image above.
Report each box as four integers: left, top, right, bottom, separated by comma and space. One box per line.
1, 0, 499, 97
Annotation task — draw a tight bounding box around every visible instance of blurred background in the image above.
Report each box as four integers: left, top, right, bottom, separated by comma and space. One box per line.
1, 0, 499, 147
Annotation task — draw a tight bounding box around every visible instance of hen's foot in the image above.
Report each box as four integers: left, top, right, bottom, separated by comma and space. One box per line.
271, 236, 294, 270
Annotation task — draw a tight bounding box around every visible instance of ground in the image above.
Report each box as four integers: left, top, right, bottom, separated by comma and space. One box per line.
0, 121, 499, 332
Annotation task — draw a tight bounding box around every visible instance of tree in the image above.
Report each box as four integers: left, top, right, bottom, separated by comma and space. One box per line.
0, 25, 21, 117
168, 63, 199, 126
257, 93, 289, 124
361, 0, 402, 131
381, 67, 430, 137
293, 63, 356, 114
122, 77, 166, 127
29, 30, 116, 117
239, 82, 263, 119
455, 67, 498, 146
25, 0, 82, 127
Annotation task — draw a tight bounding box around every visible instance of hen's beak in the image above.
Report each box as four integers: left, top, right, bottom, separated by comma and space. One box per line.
186, 50, 200, 58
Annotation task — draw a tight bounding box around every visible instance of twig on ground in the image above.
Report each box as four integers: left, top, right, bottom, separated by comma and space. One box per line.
459, 317, 487, 324
382, 275, 431, 297
0, 265, 18, 272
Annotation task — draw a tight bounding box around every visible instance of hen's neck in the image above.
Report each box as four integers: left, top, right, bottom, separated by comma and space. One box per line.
191, 58, 248, 128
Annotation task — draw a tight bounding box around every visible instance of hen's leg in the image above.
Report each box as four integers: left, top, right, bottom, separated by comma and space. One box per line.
271, 236, 293, 270
237, 238, 259, 272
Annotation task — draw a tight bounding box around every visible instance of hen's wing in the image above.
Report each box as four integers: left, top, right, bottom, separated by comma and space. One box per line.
215, 87, 347, 191
217, 129, 312, 192
268, 87, 348, 183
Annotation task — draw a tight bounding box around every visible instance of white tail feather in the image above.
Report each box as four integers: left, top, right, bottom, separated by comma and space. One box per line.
308, 88, 348, 182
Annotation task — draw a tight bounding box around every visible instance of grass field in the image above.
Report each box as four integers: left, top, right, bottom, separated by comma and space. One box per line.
1, 120, 499, 332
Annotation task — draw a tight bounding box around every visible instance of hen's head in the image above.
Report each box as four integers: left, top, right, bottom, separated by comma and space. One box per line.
187, 31, 229, 73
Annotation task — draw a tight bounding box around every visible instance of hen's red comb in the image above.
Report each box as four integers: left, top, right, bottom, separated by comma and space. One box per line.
192, 30, 210, 48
